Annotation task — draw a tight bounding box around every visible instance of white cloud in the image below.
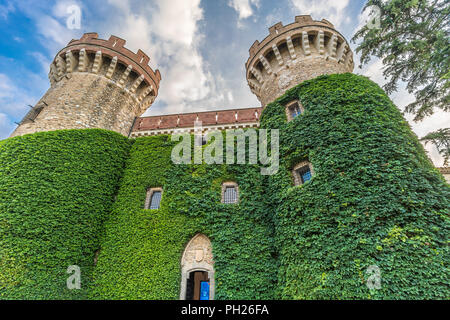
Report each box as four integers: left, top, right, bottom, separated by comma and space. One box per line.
52, 0, 82, 18
227, 91, 234, 103
0, 112, 15, 139
290, 0, 350, 27
228, 0, 260, 20
0, 73, 41, 114
35, 15, 77, 49
152, 0, 203, 47
0, 1, 14, 20
102, 3, 155, 58
11, 0, 81, 54
354, 2, 376, 33
0, 74, 16, 99
30, 52, 52, 74
361, 59, 387, 85
0, 73, 41, 139
103, 0, 216, 115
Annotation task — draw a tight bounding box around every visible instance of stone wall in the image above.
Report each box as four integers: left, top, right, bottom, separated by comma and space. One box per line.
10, 33, 160, 137
257, 56, 350, 107
11, 73, 141, 137
246, 15, 354, 107
438, 167, 450, 183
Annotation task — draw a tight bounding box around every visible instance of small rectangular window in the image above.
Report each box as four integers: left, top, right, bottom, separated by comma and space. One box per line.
290, 104, 302, 118
286, 100, 303, 121
150, 191, 162, 209
223, 186, 237, 204
296, 166, 312, 184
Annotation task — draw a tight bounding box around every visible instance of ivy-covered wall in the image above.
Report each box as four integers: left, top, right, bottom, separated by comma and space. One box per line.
1, 73, 448, 300
90, 135, 277, 299
0, 129, 131, 299
260, 73, 449, 299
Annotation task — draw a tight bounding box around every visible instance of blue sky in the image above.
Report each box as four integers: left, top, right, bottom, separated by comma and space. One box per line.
0, 0, 448, 165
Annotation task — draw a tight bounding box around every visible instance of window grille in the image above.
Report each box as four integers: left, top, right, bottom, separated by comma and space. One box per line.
149, 191, 162, 209
223, 186, 237, 204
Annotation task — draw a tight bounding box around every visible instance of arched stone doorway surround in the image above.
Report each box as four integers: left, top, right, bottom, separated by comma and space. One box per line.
179, 233, 215, 300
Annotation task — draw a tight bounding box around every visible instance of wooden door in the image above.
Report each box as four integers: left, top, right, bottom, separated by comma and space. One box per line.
193, 271, 209, 300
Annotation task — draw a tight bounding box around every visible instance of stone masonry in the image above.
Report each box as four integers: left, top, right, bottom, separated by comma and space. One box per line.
245, 15, 354, 107
10, 33, 161, 137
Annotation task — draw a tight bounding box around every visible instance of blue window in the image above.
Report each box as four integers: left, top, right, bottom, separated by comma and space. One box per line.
291, 105, 302, 118
200, 281, 210, 300
296, 166, 312, 184
149, 191, 162, 209
287, 101, 302, 119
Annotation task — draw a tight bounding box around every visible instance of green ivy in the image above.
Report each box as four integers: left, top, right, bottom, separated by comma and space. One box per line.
0, 129, 131, 299
1, 73, 448, 300
90, 134, 277, 299
260, 73, 450, 299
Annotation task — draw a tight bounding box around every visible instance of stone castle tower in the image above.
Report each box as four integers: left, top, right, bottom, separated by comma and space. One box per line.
10, 33, 161, 137
246, 15, 353, 106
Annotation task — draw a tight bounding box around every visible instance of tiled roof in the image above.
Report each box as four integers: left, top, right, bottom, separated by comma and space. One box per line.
133, 107, 262, 132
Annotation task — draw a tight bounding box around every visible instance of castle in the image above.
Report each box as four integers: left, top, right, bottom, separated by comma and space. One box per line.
1, 16, 448, 300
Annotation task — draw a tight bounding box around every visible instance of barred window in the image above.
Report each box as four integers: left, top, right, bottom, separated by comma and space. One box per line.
224, 187, 237, 204
145, 188, 163, 209
150, 191, 162, 209
222, 182, 239, 204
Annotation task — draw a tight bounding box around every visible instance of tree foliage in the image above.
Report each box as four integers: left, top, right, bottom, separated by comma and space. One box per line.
421, 128, 450, 165
352, 0, 450, 164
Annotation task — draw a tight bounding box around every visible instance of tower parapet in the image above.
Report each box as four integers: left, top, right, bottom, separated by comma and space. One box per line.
11, 33, 161, 137
245, 15, 354, 107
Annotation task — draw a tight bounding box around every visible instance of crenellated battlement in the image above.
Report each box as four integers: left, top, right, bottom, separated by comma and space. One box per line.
11, 33, 162, 137
247, 15, 335, 60
48, 33, 161, 114
245, 15, 354, 106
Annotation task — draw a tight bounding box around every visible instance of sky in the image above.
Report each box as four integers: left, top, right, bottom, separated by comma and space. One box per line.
0, 0, 448, 165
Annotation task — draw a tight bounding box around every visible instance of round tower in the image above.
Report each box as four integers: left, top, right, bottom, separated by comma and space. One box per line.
245, 15, 354, 107
10, 33, 161, 137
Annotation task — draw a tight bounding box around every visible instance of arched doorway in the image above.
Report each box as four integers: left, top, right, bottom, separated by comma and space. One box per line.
179, 234, 215, 300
